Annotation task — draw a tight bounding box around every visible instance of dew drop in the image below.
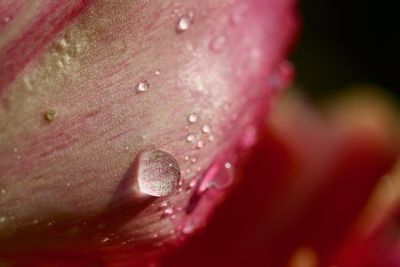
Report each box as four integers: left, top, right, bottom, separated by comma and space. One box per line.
186, 133, 196, 143
163, 206, 174, 216
196, 140, 204, 149
137, 80, 150, 93
176, 14, 192, 33
209, 35, 227, 53
135, 148, 181, 197
160, 201, 169, 208
44, 108, 57, 122
184, 155, 190, 161
240, 125, 257, 149
2, 15, 12, 25
188, 113, 198, 123
201, 124, 211, 133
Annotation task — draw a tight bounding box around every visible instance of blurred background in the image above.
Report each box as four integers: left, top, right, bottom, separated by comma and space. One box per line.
292, 0, 399, 101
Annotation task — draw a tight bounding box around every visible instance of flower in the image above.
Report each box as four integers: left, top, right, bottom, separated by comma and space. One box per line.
0, 0, 297, 265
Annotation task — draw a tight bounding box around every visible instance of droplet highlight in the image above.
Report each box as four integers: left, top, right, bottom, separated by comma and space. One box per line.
135, 148, 181, 197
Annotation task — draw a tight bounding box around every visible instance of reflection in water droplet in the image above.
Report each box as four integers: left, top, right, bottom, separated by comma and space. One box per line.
137, 80, 150, 93
176, 14, 193, 32
135, 148, 181, 197
188, 113, 198, 123
209, 35, 227, 53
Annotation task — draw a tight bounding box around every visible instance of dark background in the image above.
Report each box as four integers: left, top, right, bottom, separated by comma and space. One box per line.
292, 0, 399, 100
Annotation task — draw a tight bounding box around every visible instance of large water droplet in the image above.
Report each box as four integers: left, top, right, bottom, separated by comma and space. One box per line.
135, 148, 181, 197
176, 14, 193, 32
137, 80, 150, 93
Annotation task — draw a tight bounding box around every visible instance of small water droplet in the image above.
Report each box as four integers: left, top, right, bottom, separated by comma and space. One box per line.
135, 148, 180, 197
155, 70, 161, 76
160, 201, 169, 208
209, 35, 227, 53
0, 217, 6, 223
0, 188, 6, 194
196, 140, 204, 149
208, 135, 215, 142
201, 124, 211, 133
182, 222, 195, 235
230, 5, 248, 26
186, 133, 196, 143
184, 155, 190, 161
44, 108, 57, 122
2, 15, 12, 24
137, 80, 150, 93
176, 14, 193, 33
102, 237, 110, 243
163, 206, 174, 216
191, 157, 197, 164
188, 113, 198, 123
240, 125, 257, 149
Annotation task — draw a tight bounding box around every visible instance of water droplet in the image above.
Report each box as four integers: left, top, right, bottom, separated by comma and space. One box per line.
196, 140, 204, 149
240, 125, 257, 149
230, 5, 248, 26
208, 135, 215, 142
135, 148, 181, 197
184, 155, 190, 161
137, 80, 150, 93
163, 206, 174, 216
1, 188, 6, 194
155, 70, 161, 76
102, 237, 110, 243
0, 217, 6, 223
176, 14, 193, 33
188, 113, 198, 123
2, 15, 12, 25
209, 35, 227, 53
191, 157, 197, 164
201, 124, 211, 133
186, 133, 196, 143
182, 222, 195, 235
199, 161, 234, 192
44, 108, 57, 122
160, 201, 169, 208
